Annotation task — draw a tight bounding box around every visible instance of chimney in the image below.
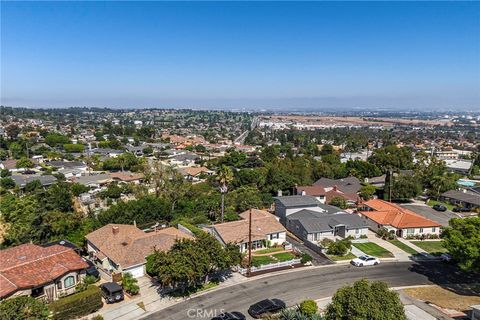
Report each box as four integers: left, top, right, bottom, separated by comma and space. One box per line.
301, 190, 306, 196
333, 185, 338, 192
277, 190, 283, 197
112, 226, 119, 235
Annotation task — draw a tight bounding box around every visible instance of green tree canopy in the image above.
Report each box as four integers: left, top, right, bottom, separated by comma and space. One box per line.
325, 279, 406, 320
442, 217, 480, 272
0, 296, 49, 320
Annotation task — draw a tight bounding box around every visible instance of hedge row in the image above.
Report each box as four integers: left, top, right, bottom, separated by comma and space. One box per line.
49, 285, 103, 320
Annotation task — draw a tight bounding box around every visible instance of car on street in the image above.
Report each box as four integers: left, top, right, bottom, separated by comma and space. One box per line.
432, 204, 447, 212
453, 207, 470, 212
211, 311, 246, 320
351, 255, 380, 267
248, 299, 286, 318
100, 282, 124, 304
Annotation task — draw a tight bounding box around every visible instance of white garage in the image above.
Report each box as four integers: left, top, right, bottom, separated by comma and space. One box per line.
123, 264, 145, 278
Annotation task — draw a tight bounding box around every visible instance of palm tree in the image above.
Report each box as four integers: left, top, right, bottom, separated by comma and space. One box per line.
216, 165, 233, 223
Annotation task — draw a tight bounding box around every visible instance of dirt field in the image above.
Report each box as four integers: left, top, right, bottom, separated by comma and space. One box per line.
261, 115, 452, 127
403, 285, 480, 311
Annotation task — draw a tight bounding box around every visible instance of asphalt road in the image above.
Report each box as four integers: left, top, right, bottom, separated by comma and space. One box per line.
142, 261, 473, 320
400, 203, 457, 227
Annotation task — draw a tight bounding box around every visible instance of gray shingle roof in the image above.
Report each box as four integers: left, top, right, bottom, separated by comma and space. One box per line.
275, 195, 321, 208
287, 210, 367, 233
442, 189, 480, 206
313, 176, 361, 194
11, 175, 57, 188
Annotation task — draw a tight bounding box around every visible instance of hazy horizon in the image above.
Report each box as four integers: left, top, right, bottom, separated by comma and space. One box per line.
2, 2, 479, 110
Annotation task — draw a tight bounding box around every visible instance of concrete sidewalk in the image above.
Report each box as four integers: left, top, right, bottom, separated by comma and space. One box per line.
98, 273, 247, 320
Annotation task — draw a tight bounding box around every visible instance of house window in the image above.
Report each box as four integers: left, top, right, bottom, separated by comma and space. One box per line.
64, 276, 75, 288
419, 228, 423, 233
432, 227, 436, 232
355, 229, 360, 234
407, 228, 415, 234
57, 281, 62, 290
31, 286, 45, 297
270, 233, 279, 240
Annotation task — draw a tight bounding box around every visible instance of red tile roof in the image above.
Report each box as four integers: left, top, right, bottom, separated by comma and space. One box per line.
0, 244, 88, 298
360, 199, 441, 229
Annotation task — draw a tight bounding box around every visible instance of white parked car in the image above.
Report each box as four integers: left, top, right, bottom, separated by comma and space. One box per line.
351, 255, 380, 267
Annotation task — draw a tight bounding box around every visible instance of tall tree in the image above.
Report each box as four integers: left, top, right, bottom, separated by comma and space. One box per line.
216, 165, 233, 222
325, 279, 406, 320
442, 217, 480, 272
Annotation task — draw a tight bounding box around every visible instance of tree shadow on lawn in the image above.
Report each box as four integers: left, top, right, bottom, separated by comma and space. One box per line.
152, 269, 235, 298
408, 260, 480, 297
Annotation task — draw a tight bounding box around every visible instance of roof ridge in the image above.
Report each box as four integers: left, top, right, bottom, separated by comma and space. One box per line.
0, 246, 71, 271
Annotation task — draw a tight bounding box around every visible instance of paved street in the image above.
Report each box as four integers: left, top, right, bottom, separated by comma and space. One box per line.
142, 261, 475, 320
400, 203, 457, 227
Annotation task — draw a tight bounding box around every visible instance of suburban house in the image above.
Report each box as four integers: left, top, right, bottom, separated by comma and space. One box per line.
295, 185, 359, 206
359, 199, 441, 238
109, 171, 145, 184
0, 244, 88, 301
86, 224, 193, 278
441, 189, 480, 210
275, 195, 324, 223
72, 173, 112, 188
309, 176, 361, 206
10, 174, 57, 189
178, 166, 213, 182
286, 209, 368, 242
206, 209, 287, 253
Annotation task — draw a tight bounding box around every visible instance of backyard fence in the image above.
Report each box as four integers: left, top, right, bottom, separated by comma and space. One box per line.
238, 258, 302, 275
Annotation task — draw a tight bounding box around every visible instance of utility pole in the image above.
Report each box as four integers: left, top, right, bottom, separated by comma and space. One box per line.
247, 207, 252, 276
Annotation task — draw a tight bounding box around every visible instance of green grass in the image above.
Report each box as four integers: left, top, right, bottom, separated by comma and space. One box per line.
251, 255, 276, 267
169, 280, 219, 297
388, 240, 419, 255
254, 247, 284, 254
410, 241, 447, 255
329, 252, 357, 261
352, 242, 394, 258
272, 252, 296, 262
427, 199, 454, 211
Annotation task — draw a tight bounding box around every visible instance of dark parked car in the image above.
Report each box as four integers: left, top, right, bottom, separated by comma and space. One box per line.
211, 311, 246, 320
453, 207, 470, 212
100, 282, 124, 303
248, 299, 286, 318
432, 204, 447, 212
85, 260, 100, 279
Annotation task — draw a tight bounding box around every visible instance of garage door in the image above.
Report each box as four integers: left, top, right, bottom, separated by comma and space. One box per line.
124, 265, 144, 278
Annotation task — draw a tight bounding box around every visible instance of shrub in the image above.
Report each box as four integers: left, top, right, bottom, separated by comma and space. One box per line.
300, 253, 313, 264
299, 299, 318, 316
122, 273, 140, 295
359, 234, 368, 239
320, 238, 334, 248
75, 275, 99, 293
326, 239, 351, 256
0, 296, 49, 320
49, 285, 103, 320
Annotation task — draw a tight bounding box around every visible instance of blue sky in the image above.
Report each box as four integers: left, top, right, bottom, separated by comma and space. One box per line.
1, 1, 479, 110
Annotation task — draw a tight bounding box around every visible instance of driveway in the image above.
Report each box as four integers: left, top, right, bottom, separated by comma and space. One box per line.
286, 235, 332, 266
400, 203, 457, 227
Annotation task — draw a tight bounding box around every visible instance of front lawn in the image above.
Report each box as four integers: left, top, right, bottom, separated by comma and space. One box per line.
426, 199, 454, 211
254, 247, 284, 254
169, 280, 219, 297
388, 240, 419, 255
251, 255, 276, 267
352, 242, 394, 258
410, 240, 447, 255
329, 252, 356, 261
272, 252, 296, 262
